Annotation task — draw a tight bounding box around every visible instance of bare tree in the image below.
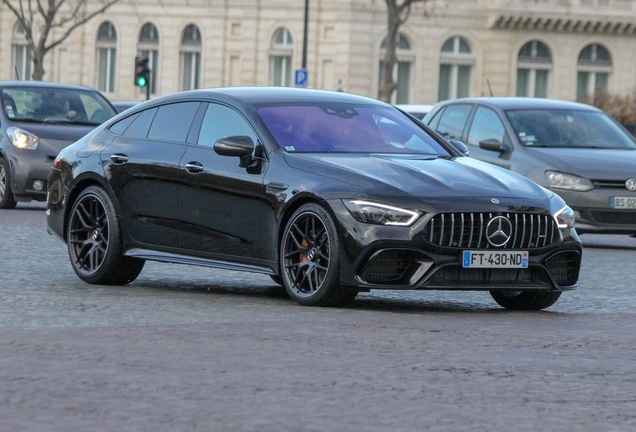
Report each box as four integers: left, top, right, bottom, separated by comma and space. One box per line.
379, 0, 429, 103
2, 0, 120, 81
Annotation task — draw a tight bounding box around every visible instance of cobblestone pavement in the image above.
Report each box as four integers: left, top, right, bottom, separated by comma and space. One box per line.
1, 205, 635, 431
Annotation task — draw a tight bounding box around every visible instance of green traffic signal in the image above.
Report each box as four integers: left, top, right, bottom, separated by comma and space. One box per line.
134, 56, 150, 88
137, 76, 147, 87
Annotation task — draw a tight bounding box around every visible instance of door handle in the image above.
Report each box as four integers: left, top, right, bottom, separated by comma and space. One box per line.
185, 161, 204, 174
110, 154, 129, 164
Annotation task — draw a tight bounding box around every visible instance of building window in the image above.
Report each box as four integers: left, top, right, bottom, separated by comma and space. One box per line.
379, 34, 413, 104
577, 43, 612, 101
270, 28, 294, 87
438, 36, 473, 101
12, 23, 31, 81
180, 24, 201, 91
138, 23, 159, 95
516, 41, 551, 98
96, 22, 117, 93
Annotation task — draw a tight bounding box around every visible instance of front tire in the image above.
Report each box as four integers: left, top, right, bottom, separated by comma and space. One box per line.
280, 203, 357, 307
490, 290, 562, 310
67, 186, 144, 285
0, 158, 17, 209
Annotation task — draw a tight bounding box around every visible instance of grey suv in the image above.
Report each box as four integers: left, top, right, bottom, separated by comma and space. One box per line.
0, 81, 117, 208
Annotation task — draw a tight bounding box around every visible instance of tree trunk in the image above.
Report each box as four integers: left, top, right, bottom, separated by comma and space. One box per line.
379, 1, 400, 103
32, 52, 46, 81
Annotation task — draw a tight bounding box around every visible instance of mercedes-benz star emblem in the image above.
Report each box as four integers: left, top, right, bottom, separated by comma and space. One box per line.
491, 198, 500, 204
626, 178, 636, 192
486, 216, 513, 247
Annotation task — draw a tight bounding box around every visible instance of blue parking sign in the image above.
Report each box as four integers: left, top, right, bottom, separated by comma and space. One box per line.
295, 69, 308, 87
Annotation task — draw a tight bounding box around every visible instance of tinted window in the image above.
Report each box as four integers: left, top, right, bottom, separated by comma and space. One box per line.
122, 108, 156, 138
426, 107, 445, 130
257, 103, 449, 155
198, 103, 257, 147
109, 113, 138, 135
467, 106, 506, 147
435, 104, 472, 140
148, 102, 200, 142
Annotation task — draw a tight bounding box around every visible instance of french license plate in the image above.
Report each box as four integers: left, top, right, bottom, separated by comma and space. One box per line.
462, 251, 528, 268
610, 196, 636, 209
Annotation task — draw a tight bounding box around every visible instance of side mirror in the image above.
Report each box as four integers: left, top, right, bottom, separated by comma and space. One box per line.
448, 139, 470, 156
479, 138, 505, 152
214, 135, 254, 157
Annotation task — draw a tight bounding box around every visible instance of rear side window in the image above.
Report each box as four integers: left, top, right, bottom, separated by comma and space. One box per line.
109, 113, 138, 135
148, 102, 201, 142
435, 104, 472, 140
122, 108, 156, 138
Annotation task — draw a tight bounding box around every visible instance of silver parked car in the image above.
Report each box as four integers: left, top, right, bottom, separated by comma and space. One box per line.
423, 97, 636, 235
0, 81, 117, 208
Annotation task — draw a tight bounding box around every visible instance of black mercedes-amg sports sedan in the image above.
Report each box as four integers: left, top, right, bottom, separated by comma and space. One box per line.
46, 88, 582, 310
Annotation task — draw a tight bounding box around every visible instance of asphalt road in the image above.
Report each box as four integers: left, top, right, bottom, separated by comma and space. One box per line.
1, 203, 635, 431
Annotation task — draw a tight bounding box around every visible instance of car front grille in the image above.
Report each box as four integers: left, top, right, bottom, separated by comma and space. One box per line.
427, 265, 552, 287
422, 212, 559, 249
545, 250, 581, 286
591, 179, 631, 189
591, 211, 636, 225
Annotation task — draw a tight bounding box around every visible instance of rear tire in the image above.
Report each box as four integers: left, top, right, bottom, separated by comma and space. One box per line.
67, 186, 144, 285
0, 158, 17, 209
280, 203, 357, 307
490, 290, 562, 310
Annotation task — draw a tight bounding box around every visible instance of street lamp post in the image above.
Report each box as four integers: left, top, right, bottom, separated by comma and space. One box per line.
302, 0, 309, 70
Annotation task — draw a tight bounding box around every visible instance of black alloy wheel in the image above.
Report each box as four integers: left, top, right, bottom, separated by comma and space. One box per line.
489, 289, 562, 310
281, 203, 357, 307
67, 186, 144, 285
0, 158, 17, 209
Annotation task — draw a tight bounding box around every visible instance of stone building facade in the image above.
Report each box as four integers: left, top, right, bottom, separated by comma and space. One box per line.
1, 0, 635, 104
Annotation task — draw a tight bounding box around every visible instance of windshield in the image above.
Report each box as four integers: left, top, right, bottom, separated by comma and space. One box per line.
506, 109, 636, 149
257, 103, 450, 156
2, 86, 117, 126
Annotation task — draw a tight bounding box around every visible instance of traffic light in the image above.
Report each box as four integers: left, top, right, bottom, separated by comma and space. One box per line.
134, 56, 150, 87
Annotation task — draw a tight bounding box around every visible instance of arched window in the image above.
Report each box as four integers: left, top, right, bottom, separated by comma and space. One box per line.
180, 24, 201, 91
438, 36, 473, 101
577, 43, 612, 101
379, 34, 413, 104
12, 23, 31, 81
138, 23, 159, 95
96, 22, 117, 93
270, 27, 294, 87
516, 41, 552, 98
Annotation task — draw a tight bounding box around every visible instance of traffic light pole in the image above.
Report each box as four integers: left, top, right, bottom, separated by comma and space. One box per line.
146, 71, 151, 101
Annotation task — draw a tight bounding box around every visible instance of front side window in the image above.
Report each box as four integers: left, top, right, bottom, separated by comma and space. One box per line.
379, 35, 413, 104
270, 28, 293, 87
2, 86, 116, 125
96, 22, 117, 93
257, 103, 449, 155
516, 40, 552, 98
138, 23, 159, 95
180, 24, 201, 91
467, 107, 506, 147
12, 23, 31, 81
198, 103, 258, 147
438, 36, 473, 101
506, 109, 636, 149
434, 104, 472, 140
576, 43, 612, 101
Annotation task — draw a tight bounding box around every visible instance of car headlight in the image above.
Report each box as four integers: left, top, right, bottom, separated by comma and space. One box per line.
545, 171, 593, 192
554, 205, 575, 229
7, 126, 39, 150
343, 200, 420, 226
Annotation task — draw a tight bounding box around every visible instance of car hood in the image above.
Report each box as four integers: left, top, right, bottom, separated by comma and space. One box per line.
10, 122, 96, 142
284, 153, 551, 200
527, 148, 636, 179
